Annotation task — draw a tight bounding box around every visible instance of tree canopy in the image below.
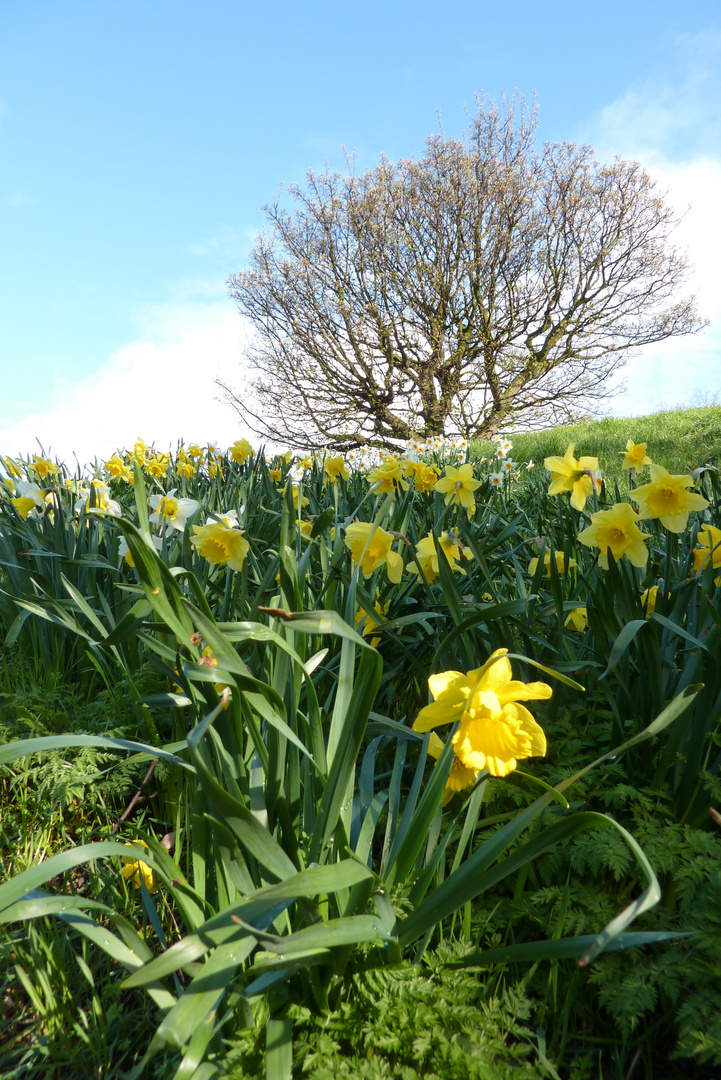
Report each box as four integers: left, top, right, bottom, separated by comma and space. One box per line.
221, 99, 705, 450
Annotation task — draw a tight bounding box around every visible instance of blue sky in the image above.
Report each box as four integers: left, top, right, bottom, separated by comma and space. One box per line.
1, 0, 720, 463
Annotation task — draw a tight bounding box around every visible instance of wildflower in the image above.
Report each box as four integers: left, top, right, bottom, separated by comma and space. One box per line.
544, 444, 602, 512
119, 533, 163, 568
564, 607, 588, 632
298, 520, 314, 538
298, 453, 314, 470
407, 531, 473, 584
577, 502, 650, 569
10, 481, 46, 519
120, 841, 155, 891
427, 732, 478, 805
412, 648, 550, 778
133, 439, 149, 466
105, 454, 133, 482
229, 438, 253, 464
692, 524, 721, 584
175, 454, 196, 480
526, 460, 535, 470
324, 456, 349, 484
75, 481, 121, 517
148, 490, 199, 533
282, 483, 308, 511
434, 464, 482, 517
344, 522, 403, 583
629, 464, 710, 533
2, 456, 22, 478
208, 460, 221, 479
528, 550, 578, 577
640, 586, 663, 615
30, 455, 60, 480
355, 597, 390, 646
620, 440, 652, 471
501, 459, 517, 474
206, 440, 223, 461
367, 457, 409, 495
187, 443, 204, 459
405, 461, 439, 493
190, 520, 249, 571
268, 467, 283, 483
489, 472, 504, 488
146, 453, 171, 479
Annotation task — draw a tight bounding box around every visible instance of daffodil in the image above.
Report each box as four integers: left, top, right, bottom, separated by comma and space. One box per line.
544, 444, 602, 512
105, 454, 133, 482
404, 461, 439, 493
344, 521, 403, 582
427, 731, 478, 805
564, 607, 588, 632
30, 455, 60, 480
367, 457, 409, 495
10, 481, 46, 519
407, 531, 473, 584
148, 490, 199, 533
640, 586, 667, 616
229, 438, 253, 464
190, 520, 249, 571
577, 502, 649, 569
75, 481, 121, 517
120, 840, 155, 891
268, 467, 283, 483
629, 464, 710, 533
434, 463, 482, 517
119, 533, 163, 568
692, 523, 721, 584
187, 443, 204, 459
324, 456, 349, 484
412, 648, 551, 777
355, 597, 390, 646
146, 453, 171, 479
528, 550, 578, 577
489, 472, 504, 488
620, 440, 651, 471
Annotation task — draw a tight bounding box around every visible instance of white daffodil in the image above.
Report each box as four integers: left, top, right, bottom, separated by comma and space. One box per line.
148, 490, 200, 533
75, 481, 121, 517
118, 533, 164, 568
10, 481, 47, 519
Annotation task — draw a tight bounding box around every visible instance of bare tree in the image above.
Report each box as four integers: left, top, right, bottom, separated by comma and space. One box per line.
220, 98, 705, 450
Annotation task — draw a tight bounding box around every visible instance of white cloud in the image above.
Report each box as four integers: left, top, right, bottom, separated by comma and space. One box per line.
0, 301, 256, 467
583, 43, 721, 418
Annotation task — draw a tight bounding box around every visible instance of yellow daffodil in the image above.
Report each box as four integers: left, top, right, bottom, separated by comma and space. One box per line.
577, 502, 649, 569
30, 455, 60, 480
528, 550, 578, 577
427, 732, 478, 805
190, 520, 249, 571
640, 586, 667, 616
404, 461, 439, 493
564, 607, 588, 632
434, 463, 482, 517
544, 444, 602, 512
620, 440, 652, 471
629, 464, 710, 533
133, 439, 149, 466
105, 454, 133, 482
324, 456, 349, 484
407, 531, 473, 584
268, 467, 283, 482
187, 443, 204, 459
344, 521, 403, 583
120, 841, 155, 891
229, 438, 253, 464
367, 458, 409, 495
355, 597, 390, 647
692, 523, 721, 584
412, 648, 551, 777
146, 453, 171, 479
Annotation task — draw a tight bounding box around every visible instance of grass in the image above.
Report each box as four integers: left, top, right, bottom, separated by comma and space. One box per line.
472, 405, 721, 483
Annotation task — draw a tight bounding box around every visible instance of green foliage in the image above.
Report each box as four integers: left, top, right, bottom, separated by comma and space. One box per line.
221, 943, 541, 1080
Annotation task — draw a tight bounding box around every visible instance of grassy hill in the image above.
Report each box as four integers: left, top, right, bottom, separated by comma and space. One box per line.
471, 405, 721, 484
